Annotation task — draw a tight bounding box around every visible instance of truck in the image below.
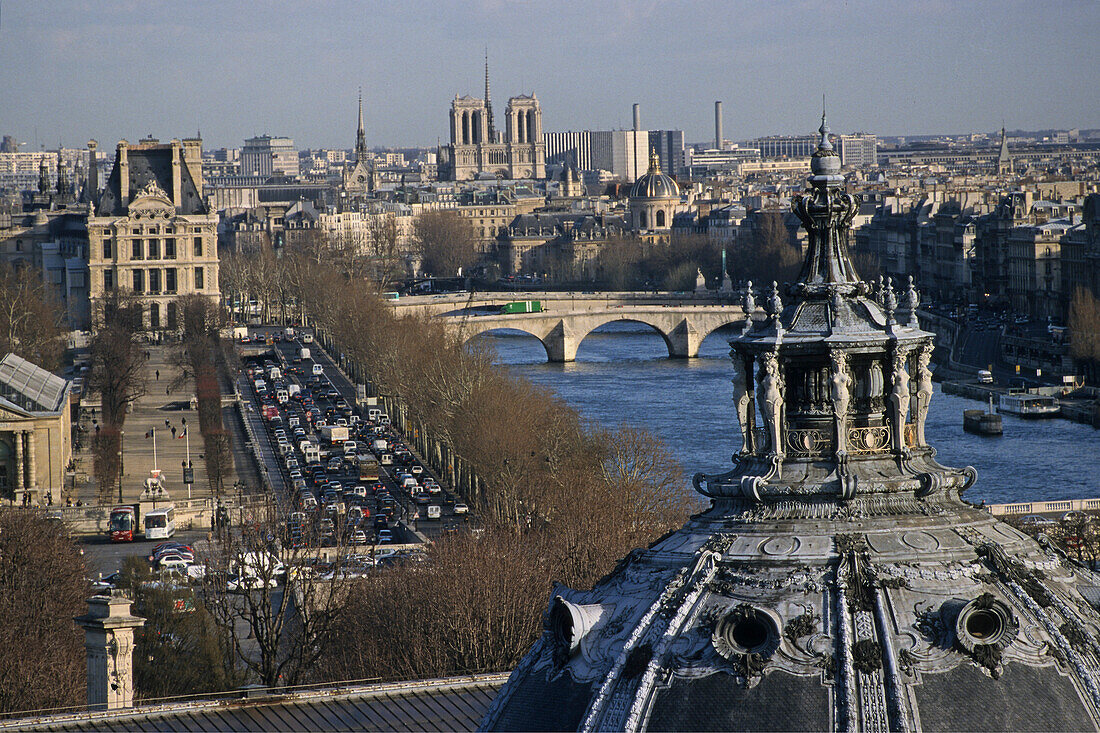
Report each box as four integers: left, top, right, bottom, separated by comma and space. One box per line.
319, 425, 349, 444
299, 347, 311, 361
500, 300, 543, 315
358, 455, 380, 482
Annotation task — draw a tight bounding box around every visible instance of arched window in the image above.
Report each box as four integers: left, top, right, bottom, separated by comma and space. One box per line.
656, 210, 666, 227
149, 302, 160, 330
640, 210, 648, 229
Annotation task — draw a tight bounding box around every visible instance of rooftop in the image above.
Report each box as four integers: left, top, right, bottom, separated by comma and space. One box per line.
0, 353, 69, 414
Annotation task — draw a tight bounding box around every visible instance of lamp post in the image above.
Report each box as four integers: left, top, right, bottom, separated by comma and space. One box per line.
117, 430, 124, 503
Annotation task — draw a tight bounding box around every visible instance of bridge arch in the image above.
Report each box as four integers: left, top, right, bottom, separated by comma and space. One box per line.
572, 315, 677, 361
461, 323, 557, 362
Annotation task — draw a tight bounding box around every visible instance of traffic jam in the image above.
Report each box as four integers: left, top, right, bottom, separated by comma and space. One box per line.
241, 326, 471, 558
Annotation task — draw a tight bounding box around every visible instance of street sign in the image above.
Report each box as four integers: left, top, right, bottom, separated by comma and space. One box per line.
183, 467, 194, 484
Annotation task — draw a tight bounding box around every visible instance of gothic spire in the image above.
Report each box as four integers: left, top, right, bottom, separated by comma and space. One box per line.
355, 88, 368, 164
484, 50, 496, 143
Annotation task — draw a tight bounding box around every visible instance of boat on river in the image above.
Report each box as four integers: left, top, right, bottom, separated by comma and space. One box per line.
998, 392, 1061, 418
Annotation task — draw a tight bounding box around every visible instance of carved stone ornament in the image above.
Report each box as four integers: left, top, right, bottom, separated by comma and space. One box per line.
954, 592, 1019, 678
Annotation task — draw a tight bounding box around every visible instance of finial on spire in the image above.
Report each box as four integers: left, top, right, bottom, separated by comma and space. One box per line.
649, 147, 661, 173
817, 96, 833, 153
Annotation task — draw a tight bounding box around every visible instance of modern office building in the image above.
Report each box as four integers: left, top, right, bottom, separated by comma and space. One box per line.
241, 135, 299, 178
839, 133, 878, 167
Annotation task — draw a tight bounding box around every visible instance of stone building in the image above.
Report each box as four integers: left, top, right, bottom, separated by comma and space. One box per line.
342, 92, 377, 197
628, 151, 682, 242
0, 353, 72, 505
86, 138, 220, 330
438, 60, 546, 181
484, 113, 1100, 731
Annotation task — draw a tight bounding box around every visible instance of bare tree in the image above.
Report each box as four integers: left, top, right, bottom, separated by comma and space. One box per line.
1069, 287, 1100, 384
0, 262, 65, 370
0, 509, 87, 714
365, 213, 405, 289
728, 210, 802, 284
197, 500, 354, 688
89, 294, 147, 497
414, 210, 480, 277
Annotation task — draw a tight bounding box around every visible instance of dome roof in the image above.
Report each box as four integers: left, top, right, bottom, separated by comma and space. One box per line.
483, 113, 1100, 732
630, 151, 679, 200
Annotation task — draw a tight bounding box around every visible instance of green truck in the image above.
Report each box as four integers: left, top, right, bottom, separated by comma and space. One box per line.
500, 300, 543, 315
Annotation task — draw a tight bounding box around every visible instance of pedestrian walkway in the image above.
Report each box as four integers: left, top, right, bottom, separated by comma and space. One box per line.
72, 345, 241, 506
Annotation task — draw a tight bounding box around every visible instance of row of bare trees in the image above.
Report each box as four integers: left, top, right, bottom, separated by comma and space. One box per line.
0, 262, 65, 371
216, 240, 692, 681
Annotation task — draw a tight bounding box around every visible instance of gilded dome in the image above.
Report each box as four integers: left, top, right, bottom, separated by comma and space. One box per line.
630, 151, 679, 200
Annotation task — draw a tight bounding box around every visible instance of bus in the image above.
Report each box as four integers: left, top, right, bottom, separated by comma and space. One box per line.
500, 300, 543, 314
144, 507, 176, 540
108, 507, 136, 543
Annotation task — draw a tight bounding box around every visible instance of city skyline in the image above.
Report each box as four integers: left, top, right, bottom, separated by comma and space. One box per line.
1, 0, 1098, 150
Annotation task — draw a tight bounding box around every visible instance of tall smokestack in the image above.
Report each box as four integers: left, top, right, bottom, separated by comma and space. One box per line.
633, 104, 641, 131
715, 101, 723, 150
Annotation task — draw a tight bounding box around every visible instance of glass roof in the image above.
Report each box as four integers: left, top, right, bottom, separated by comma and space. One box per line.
0, 353, 70, 413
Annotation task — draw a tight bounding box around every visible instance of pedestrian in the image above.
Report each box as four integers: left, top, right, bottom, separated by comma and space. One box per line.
165, 418, 170, 429
166, 385, 170, 395
46, 490, 52, 506
155, 369, 160, 381
181, 417, 186, 426
171, 426, 177, 439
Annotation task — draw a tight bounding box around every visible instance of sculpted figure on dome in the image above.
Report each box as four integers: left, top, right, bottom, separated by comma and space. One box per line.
757, 352, 784, 457
731, 356, 753, 454
888, 349, 911, 454
830, 350, 851, 456
914, 345, 934, 445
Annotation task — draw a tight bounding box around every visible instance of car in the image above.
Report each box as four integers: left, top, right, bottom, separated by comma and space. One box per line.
349, 530, 368, 546
453, 502, 469, 515
376, 529, 394, 543
410, 465, 424, 476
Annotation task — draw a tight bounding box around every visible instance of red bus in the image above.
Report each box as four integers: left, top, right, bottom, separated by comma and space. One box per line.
108, 506, 136, 542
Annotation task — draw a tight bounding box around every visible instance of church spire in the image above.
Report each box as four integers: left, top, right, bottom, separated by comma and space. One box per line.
355, 88, 368, 164
484, 50, 496, 143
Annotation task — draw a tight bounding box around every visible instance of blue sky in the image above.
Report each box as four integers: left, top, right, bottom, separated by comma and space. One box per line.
1, 0, 1097, 150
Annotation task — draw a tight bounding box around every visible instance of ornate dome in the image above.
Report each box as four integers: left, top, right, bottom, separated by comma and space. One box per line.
482, 114, 1100, 733
630, 151, 680, 200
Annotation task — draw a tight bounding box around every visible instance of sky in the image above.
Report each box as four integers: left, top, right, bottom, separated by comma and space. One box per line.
1, 0, 1098, 151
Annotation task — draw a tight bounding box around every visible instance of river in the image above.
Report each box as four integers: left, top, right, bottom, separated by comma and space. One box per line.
475, 322, 1100, 506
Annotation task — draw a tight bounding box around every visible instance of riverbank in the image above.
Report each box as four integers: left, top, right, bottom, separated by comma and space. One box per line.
941, 379, 1100, 428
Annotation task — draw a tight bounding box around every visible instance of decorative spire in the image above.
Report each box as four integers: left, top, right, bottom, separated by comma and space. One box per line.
484, 50, 496, 143
648, 147, 661, 174
792, 106, 860, 292
354, 88, 368, 164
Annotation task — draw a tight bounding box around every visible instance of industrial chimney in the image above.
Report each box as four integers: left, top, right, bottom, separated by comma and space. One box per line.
714, 101, 723, 150
633, 104, 641, 131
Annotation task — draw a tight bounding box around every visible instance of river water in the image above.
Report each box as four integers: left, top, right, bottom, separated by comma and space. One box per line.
475, 323, 1100, 507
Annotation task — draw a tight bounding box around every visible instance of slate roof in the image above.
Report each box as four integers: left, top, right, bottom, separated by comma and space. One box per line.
96, 144, 206, 217
0, 353, 69, 414
4, 674, 508, 732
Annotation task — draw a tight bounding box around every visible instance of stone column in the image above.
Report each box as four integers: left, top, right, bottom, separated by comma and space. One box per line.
74, 593, 145, 711
14, 430, 24, 496
26, 429, 37, 499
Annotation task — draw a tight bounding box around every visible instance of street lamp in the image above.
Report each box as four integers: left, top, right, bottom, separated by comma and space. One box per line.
117, 430, 124, 503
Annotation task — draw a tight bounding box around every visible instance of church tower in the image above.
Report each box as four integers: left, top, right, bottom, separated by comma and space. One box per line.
355, 90, 369, 165
996, 126, 1012, 175
344, 90, 374, 197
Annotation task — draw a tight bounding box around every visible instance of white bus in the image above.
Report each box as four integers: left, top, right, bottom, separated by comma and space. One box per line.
144, 507, 176, 540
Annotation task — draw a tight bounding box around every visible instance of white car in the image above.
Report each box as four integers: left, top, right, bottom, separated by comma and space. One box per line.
453, 503, 469, 515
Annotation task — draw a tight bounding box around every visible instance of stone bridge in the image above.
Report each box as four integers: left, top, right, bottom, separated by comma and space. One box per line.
390, 290, 734, 319
449, 304, 747, 362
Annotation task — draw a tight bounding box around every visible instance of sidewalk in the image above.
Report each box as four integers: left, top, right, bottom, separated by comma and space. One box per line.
72, 345, 241, 506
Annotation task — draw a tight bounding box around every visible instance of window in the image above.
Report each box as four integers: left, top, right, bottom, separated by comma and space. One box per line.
103, 270, 114, 290
165, 238, 176, 259
194, 267, 204, 291
166, 301, 177, 330
15, 239, 22, 252
103, 239, 112, 259
132, 239, 143, 260
193, 236, 203, 257
149, 269, 161, 294
656, 210, 666, 227
149, 302, 160, 329
165, 268, 177, 294
132, 269, 144, 294
149, 239, 161, 259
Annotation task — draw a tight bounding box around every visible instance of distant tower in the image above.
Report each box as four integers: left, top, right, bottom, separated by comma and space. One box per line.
485, 51, 497, 143
714, 100, 723, 149
38, 156, 50, 194
56, 149, 69, 195
633, 103, 641, 131
997, 126, 1012, 175
355, 89, 368, 165
86, 140, 99, 206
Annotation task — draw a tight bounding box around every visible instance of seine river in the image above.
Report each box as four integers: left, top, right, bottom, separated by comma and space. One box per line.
476, 323, 1100, 507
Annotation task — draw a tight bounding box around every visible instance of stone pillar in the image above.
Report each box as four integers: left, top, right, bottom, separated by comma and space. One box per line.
669, 318, 702, 359
26, 429, 37, 499
74, 593, 145, 711
14, 430, 24, 496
